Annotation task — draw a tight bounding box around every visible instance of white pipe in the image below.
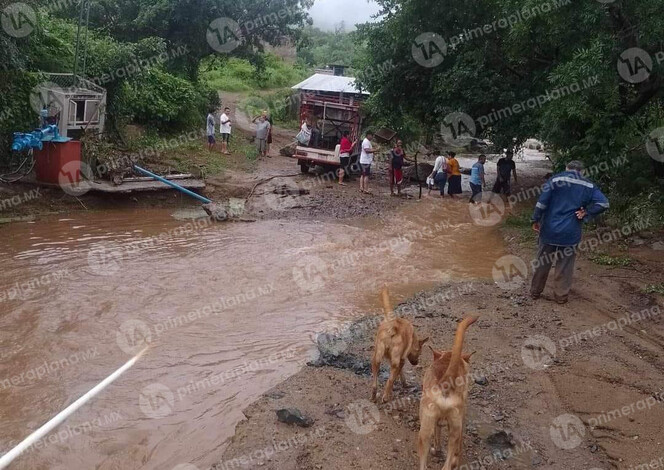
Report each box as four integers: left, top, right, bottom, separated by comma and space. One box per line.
0, 347, 148, 469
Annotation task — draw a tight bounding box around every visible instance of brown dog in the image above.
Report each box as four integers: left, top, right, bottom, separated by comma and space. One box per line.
371, 288, 429, 403
418, 316, 478, 470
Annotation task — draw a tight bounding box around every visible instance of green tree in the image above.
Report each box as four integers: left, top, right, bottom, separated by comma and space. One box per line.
358, 0, 664, 222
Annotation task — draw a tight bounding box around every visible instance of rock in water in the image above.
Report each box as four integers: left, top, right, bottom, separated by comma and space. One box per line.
202, 203, 228, 221
276, 408, 314, 427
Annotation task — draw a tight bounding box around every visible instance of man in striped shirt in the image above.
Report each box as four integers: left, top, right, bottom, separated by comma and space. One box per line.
530, 161, 609, 304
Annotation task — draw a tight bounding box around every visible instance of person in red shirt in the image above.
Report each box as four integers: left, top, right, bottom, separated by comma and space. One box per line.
338, 131, 357, 185
388, 139, 409, 196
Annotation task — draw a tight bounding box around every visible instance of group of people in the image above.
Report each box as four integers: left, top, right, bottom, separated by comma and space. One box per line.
206, 107, 232, 154
334, 130, 520, 201
206, 107, 273, 158
429, 150, 518, 204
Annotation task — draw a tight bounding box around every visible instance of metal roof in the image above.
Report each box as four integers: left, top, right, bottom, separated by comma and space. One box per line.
292, 73, 369, 95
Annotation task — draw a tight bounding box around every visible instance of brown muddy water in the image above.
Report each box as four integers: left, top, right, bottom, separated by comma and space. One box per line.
0, 198, 505, 469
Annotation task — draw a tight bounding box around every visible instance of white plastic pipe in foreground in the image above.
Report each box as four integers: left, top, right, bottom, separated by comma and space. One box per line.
0, 348, 148, 469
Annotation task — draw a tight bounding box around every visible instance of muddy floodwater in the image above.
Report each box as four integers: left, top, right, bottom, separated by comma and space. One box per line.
0, 199, 505, 469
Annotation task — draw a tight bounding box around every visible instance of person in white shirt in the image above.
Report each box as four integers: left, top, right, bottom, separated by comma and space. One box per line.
428, 151, 449, 197
297, 119, 312, 146
359, 131, 376, 194
219, 107, 232, 155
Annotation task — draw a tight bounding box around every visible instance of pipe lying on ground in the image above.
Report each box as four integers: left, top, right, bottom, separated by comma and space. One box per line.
0, 347, 148, 469
132, 165, 234, 220
133, 165, 212, 204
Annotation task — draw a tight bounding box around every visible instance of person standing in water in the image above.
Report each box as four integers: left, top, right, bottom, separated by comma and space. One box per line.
428, 150, 448, 197
446, 151, 462, 198
492, 149, 518, 196
469, 154, 487, 204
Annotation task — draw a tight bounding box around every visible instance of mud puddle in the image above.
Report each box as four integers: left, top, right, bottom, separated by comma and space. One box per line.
0, 199, 505, 469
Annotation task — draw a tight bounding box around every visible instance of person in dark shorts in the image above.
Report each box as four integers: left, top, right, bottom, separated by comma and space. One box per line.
388, 139, 408, 196
219, 107, 231, 155
338, 131, 356, 185
469, 154, 486, 203
359, 131, 376, 194
447, 151, 462, 198
492, 150, 518, 195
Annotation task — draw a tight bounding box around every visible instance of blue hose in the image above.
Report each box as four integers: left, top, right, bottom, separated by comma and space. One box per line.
132, 165, 212, 204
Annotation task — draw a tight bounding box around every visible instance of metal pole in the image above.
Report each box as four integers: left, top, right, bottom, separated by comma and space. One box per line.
0, 348, 147, 469
414, 151, 422, 199
133, 165, 212, 204
81, 0, 91, 77
72, 0, 85, 77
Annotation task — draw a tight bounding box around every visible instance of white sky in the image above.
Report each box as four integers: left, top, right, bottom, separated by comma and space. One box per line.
308, 0, 381, 31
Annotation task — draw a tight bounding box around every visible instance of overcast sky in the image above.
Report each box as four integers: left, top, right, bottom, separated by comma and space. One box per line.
308, 0, 381, 31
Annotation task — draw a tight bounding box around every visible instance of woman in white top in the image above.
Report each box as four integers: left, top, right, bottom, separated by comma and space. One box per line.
428, 152, 449, 197
297, 119, 312, 146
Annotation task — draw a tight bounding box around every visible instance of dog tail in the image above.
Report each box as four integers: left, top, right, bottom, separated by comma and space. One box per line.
442, 316, 478, 382
381, 287, 395, 321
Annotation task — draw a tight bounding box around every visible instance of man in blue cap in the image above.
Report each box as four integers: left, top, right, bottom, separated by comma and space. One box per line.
530, 160, 609, 304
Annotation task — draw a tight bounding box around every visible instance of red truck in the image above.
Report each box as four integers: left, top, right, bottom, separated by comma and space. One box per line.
290, 72, 369, 173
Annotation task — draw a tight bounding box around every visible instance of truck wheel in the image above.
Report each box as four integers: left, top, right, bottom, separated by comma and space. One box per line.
300, 162, 310, 174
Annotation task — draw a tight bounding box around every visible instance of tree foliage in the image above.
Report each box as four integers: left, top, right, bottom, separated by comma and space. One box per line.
357, 0, 664, 222
296, 25, 362, 68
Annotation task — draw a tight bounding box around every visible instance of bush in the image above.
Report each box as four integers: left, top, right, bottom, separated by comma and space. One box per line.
200, 54, 310, 92
125, 69, 210, 130
0, 71, 45, 164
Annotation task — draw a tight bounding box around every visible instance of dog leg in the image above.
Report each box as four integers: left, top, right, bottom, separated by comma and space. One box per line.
370, 345, 384, 402
432, 420, 441, 456
418, 404, 437, 470
442, 412, 463, 470
400, 368, 408, 388
382, 360, 402, 403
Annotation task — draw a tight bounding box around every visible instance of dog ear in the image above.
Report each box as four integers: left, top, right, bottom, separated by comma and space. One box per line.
463, 351, 476, 362
428, 345, 442, 361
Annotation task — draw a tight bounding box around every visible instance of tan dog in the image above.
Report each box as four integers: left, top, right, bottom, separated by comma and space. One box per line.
418, 316, 478, 470
371, 288, 429, 403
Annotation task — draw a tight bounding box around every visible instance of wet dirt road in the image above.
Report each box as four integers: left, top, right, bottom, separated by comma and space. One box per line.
0, 199, 505, 469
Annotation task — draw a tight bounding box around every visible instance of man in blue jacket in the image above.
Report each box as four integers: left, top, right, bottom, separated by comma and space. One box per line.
531, 161, 609, 304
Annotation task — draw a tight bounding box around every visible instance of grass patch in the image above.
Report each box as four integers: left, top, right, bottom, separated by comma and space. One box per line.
200, 55, 310, 92
504, 211, 532, 229
588, 253, 633, 267
504, 211, 537, 243
239, 89, 300, 129
642, 283, 664, 295
127, 128, 258, 177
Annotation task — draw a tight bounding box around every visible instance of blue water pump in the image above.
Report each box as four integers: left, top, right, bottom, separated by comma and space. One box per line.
11, 125, 70, 152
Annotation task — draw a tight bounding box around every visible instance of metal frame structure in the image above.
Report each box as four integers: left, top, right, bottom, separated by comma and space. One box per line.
36, 74, 107, 138
291, 74, 369, 171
